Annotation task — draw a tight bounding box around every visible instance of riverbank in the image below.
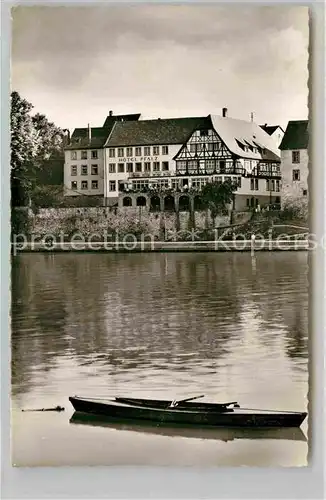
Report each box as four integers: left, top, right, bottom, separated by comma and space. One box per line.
13, 239, 310, 253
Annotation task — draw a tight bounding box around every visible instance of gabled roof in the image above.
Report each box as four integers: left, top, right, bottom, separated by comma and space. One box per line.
279, 120, 309, 150
210, 115, 281, 161
65, 113, 141, 150
102, 113, 141, 128
260, 124, 284, 135
105, 117, 210, 147
65, 127, 109, 150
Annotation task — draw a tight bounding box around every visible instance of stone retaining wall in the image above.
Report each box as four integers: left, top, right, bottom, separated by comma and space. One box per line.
12, 206, 247, 240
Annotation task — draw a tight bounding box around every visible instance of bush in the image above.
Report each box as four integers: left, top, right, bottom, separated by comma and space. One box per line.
280, 195, 308, 221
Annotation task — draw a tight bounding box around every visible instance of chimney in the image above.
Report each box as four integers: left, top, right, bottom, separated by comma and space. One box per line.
87, 123, 91, 142
109, 110, 113, 116
250, 112, 254, 122
222, 107, 228, 118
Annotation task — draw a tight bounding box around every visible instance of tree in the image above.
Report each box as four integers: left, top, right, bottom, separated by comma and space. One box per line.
201, 178, 238, 225
10, 91, 66, 206
10, 91, 39, 204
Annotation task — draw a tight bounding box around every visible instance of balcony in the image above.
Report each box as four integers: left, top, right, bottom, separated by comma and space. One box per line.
129, 171, 173, 178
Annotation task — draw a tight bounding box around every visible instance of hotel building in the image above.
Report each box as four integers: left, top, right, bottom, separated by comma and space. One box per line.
64, 109, 282, 211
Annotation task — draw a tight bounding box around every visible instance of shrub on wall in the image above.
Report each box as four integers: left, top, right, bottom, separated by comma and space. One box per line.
280, 194, 308, 222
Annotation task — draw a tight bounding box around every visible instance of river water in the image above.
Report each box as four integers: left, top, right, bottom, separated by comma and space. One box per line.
11, 252, 308, 467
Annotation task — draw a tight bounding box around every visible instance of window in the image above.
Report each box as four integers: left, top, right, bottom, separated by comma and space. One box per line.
118, 148, 124, 157
206, 160, 216, 173
126, 147, 133, 157
81, 151, 87, 159
109, 149, 115, 158
71, 181, 77, 190
127, 163, 133, 173
292, 151, 300, 163
81, 180, 88, 190
153, 162, 160, 171
144, 146, 150, 156
177, 161, 187, 173
162, 161, 169, 171
271, 180, 275, 191
303, 189, 308, 196
118, 163, 125, 173
71, 165, 77, 176
190, 144, 196, 153
276, 180, 280, 192
135, 162, 142, 172
81, 165, 88, 175
92, 180, 98, 189
246, 198, 250, 207
255, 179, 259, 190
153, 146, 159, 155
250, 179, 255, 190
71, 151, 77, 160
91, 150, 98, 159
293, 169, 300, 181
266, 180, 270, 191
237, 177, 242, 188
275, 196, 281, 204
144, 162, 151, 172
91, 165, 98, 175
109, 181, 116, 192
188, 161, 197, 173
162, 145, 169, 155
172, 179, 180, 190
135, 147, 141, 156
109, 163, 116, 173
220, 160, 225, 173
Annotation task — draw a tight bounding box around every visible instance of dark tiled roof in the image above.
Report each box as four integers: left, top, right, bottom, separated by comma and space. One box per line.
103, 113, 141, 128
259, 124, 283, 135
106, 117, 210, 147
65, 113, 141, 150
66, 127, 110, 150
279, 120, 309, 150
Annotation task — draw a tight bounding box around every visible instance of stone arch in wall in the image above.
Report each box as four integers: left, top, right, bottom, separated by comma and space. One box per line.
122, 196, 133, 207
150, 196, 161, 211
164, 195, 175, 211
179, 195, 190, 211
136, 196, 147, 207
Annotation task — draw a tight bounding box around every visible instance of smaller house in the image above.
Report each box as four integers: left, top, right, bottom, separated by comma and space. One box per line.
259, 124, 284, 150
279, 120, 309, 202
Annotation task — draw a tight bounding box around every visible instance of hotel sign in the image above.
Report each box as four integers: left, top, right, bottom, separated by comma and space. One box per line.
117, 156, 158, 162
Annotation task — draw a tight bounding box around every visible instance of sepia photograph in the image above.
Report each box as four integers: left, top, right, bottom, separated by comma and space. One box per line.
10, 4, 310, 468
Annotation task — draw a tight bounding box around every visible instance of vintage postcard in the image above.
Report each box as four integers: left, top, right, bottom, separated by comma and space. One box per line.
10, 4, 310, 468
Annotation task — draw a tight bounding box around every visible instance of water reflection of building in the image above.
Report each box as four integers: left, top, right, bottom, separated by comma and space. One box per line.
11, 252, 308, 398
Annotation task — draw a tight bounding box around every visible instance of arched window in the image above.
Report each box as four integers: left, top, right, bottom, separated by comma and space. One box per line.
150, 196, 161, 211
194, 195, 204, 210
179, 195, 190, 211
164, 195, 175, 211
136, 196, 147, 207
123, 196, 133, 207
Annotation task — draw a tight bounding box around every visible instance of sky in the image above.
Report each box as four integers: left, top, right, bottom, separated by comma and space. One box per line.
11, 5, 309, 132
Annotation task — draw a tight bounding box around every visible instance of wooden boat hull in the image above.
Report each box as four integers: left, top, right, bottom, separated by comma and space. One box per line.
69, 397, 307, 428
70, 412, 307, 442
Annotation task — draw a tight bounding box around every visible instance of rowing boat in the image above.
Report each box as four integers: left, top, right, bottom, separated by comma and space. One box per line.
69, 396, 307, 428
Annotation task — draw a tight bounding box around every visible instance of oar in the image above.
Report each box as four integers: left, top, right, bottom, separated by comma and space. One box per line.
22, 406, 65, 412
169, 395, 205, 407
